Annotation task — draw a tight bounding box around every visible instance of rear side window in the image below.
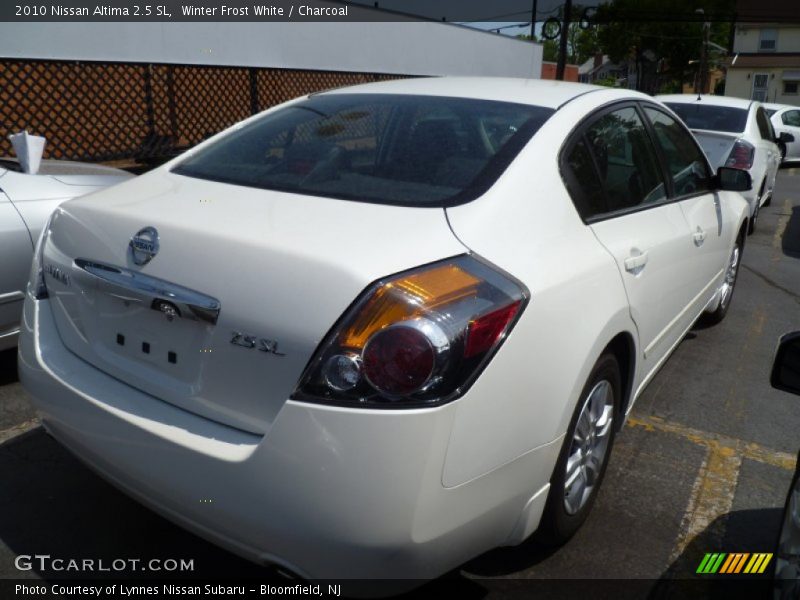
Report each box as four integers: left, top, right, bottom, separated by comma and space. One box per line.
172, 93, 553, 207
562, 106, 667, 220
784, 110, 800, 127
643, 107, 712, 196
665, 102, 748, 134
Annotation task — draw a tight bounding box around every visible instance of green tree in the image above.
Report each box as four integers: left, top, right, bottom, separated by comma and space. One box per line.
518, 5, 601, 66
593, 0, 735, 93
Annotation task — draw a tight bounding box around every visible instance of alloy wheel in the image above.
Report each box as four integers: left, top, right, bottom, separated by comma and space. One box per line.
563, 380, 615, 515
719, 243, 740, 312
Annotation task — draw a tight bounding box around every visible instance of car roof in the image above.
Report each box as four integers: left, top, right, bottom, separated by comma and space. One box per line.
318, 76, 649, 109
656, 94, 755, 110
763, 102, 796, 112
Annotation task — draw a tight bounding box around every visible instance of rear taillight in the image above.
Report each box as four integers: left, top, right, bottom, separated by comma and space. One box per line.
293, 255, 528, 408
725, 139, 755, 170
28, 211, 56, 300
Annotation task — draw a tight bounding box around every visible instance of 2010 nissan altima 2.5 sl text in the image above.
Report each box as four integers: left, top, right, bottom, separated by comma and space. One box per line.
18, 77, 751, 584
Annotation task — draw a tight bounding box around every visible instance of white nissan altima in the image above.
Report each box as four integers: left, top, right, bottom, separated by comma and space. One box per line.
656, 94, 782, 234
19, 78, 751, 583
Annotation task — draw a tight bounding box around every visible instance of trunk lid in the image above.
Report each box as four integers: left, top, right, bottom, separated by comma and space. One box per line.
43, 170, 466, 434
690, 129, 739, 169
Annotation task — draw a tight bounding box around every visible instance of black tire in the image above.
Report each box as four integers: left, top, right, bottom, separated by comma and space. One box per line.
702, 233, 743, 326
536, 353, 621, 546
748, 181, 766, 235
748, 202, 759, 235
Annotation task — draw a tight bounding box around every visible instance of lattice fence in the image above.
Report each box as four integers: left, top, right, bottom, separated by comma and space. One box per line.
0, 60, 408, 164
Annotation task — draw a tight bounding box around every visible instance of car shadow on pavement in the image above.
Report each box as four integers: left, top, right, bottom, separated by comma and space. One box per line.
782, 206, 800, 259
0, 428, 283, 580
0, 348, 18, 386
647, 509, 778, 599
461, 535, 562, 577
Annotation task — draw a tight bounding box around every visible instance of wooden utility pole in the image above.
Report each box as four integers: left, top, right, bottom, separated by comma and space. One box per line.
700, 19, 710, 93
556, 0, 573, 80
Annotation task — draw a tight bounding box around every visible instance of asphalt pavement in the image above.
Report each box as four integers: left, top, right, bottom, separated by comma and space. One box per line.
2, 167, 800, 595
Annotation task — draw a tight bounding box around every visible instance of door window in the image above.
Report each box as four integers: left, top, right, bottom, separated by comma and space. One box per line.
643, 107, 712, 197
756, 107, 775, 140
562, 106, 666, 220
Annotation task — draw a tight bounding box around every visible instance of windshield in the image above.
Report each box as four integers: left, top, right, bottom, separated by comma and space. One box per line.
172, 93, 554, 207
664, 102, 748, 134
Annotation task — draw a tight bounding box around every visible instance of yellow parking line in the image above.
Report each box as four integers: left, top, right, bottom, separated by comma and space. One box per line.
0, 419, 40, 445
628, 414, 796, 561
627, 414, 796, 471
668, 440, 741, 561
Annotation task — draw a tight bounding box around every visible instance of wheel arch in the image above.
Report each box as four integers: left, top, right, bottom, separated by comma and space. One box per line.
604, 331, 636, 426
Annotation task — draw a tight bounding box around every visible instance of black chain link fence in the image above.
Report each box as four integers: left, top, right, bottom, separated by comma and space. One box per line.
0, 59, 408, 166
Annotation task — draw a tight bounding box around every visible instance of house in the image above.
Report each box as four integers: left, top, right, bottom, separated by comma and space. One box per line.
724, 0, 800, 105
578, 54, 626, 86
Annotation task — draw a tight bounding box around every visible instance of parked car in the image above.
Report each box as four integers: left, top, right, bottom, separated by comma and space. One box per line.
0, 155, 132, 351
770, 333, 800, 599
19, 78, 751, 584
764, 103, 800, 163
657, 94, 785, 234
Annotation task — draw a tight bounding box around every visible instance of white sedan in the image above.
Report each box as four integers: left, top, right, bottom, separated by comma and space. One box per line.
657, 94, 782, 234
19, 78, 750, 584
765, 102, 800, 163
0, 156, 132, 351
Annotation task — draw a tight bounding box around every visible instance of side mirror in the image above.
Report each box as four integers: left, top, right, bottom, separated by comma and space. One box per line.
715, 167, 752, 192
779, 131, 796, 144
771, 332, 800, 395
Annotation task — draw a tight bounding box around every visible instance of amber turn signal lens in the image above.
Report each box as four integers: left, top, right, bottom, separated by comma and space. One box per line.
342, 263, 480, 349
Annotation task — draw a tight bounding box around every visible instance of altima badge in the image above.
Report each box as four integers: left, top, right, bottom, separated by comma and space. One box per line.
130, 226, 159, 265
44, 264, 70, 286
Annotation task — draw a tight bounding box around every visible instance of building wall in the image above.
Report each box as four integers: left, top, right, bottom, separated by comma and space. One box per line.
733, 25, 800, 54
0, 21, 543, 79
726, 68, 800, 105
0, 19, 544, 163
727, 21, 800, 105
541, 62, 579, 82
726, 69, 755, 99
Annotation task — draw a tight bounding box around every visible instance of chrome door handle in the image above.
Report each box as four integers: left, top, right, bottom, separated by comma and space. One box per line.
693, 228, 706, 245
624, 252, 648, 273
74, 258, 221, 325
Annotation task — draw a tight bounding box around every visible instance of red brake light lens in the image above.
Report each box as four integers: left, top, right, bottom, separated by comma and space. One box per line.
465, 301, 522, 359
363, 325, 436, 396
293, 255, 528, 408
725, 140, 755, 170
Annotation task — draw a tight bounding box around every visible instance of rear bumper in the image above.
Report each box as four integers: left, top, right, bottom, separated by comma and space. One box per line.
18, 295, 558, 580
0, 327, 18, 352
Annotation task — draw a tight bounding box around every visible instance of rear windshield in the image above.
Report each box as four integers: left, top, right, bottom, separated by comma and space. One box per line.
172, 93, 554, 207
664, 102, 748, 134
